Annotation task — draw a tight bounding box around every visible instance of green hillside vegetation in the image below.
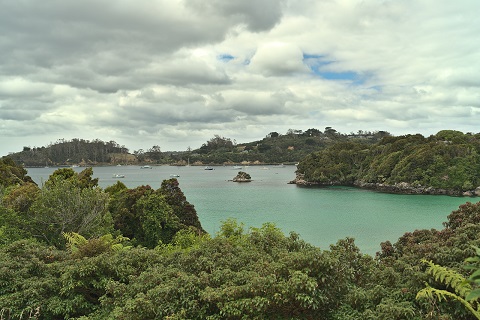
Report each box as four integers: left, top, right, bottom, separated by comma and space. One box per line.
3, 128, 390, 167
187, 128, 389, 165
296, 130, 480, 195
3, 157, 480, 318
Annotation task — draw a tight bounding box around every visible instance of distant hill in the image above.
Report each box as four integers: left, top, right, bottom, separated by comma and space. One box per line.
294, 130, 480, 196
2, 128, 390, 166
3, 139, 131, 167
186, 128, 390, 165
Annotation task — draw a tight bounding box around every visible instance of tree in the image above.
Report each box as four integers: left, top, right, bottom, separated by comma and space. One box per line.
159, 178, 204, 232
324, 126, 338, 137
304, 128, 322, 137
134, 192, 181, 248
47, 167, 99, 189
286, 128, 303, 136
200, 135, 234, 153
0, 157, 34, 188
27, 176, 112, 248
147, 145, 162, 161
232, 171, 251, 182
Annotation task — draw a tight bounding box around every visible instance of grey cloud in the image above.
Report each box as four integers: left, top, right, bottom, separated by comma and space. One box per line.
1, 1, 480, 156
0, 108, 40, 121
189, 0, 286, 31
0, 0, 251, 93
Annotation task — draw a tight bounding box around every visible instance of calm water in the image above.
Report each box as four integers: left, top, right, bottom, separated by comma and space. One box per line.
27, 165, 471, 256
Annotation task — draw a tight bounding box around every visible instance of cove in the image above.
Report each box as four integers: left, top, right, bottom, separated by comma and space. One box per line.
27, 165, 472, 256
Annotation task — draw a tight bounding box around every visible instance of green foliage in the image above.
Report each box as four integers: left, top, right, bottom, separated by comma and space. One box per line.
297, 131, 480, 192
0, 239, 67, 319
0, 157, 34, 188
233, 171, 251, 181
63, 231, 131, 258
104, 180, 128, 194
134, 192, 181, 248
2, 182, 39, 213
417, 259, 480, 319
298, 141, 369, 184
47, 167, 99, 189
0, 205, 31, 246
4, 150, 480, 319
98, 222, 351, 319
464, 247, 480, 302
108, 184, 155, 242
27, 176, 112, 248
217, 218, 245, 240
5, 138, 129, 166
108, 180, 204, 248
4, 128, 390, 166
159, 178, 204, 232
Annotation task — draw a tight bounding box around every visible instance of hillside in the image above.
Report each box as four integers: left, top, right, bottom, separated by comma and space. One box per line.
294, 130, 480, 196
2, 128, 390, 167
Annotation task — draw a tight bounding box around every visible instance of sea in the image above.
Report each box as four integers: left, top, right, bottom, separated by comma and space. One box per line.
26, 165, 472, 256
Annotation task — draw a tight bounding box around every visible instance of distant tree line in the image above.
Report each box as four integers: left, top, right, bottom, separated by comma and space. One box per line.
3, 128, 391, 167
9, 138, 129, 166
182, 128, 390, 165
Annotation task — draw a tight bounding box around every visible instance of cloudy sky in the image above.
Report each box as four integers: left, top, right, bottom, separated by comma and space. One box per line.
1, 0, 479, 155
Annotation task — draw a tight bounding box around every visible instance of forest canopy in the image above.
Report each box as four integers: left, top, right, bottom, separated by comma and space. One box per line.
296, 130, 480, 195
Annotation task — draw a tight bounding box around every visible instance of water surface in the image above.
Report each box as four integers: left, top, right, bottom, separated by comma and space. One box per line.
28, 165, 471, 255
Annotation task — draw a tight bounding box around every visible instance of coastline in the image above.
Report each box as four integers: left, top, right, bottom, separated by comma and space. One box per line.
289, 174, 480, 197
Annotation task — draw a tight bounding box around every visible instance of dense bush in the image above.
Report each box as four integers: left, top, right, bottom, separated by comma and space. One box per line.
298, 130, 480, 192
2, 153, 480, 319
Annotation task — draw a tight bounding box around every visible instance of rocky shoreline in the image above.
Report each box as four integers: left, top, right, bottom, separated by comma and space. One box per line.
289, 174, 480, 197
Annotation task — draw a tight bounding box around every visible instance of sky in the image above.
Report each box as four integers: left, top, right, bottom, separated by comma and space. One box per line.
1, 0, 479, 156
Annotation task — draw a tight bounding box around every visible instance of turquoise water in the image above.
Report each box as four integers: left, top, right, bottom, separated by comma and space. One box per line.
27, 165, 472, 256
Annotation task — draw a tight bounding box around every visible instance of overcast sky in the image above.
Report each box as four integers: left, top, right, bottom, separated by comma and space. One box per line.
1, 0, 479, 156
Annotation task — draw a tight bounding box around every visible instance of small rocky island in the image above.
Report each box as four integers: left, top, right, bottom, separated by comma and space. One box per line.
232, 171, 252, 182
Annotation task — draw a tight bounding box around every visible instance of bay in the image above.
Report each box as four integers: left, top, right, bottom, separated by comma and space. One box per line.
27, 165, 471, 256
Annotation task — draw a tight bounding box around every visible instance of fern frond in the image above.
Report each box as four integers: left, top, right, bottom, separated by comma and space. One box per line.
417, 286, 480, 319
421, 259, 472, 298
62, 232, 87, 253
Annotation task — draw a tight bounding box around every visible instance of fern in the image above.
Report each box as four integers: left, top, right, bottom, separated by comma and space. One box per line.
417, 259, 480, 319
422, 259, 472, 298
62, 232, 131, 257
62, 231, 88, 253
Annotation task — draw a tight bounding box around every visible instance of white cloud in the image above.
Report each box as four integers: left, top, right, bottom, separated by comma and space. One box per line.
1, 0, 479, 156
249, 42, 309, 76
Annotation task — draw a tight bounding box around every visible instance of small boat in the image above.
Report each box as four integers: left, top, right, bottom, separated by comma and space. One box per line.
233, 165, 243, 169
170, 174, 180, 178
113, 174, 125, 178
140, 165, 152, 169
71, 164, 80, 168
273, 164, 286, 168
204, 166, 214, 170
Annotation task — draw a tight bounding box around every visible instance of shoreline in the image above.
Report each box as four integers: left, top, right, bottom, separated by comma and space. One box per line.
289, 176, 480, 197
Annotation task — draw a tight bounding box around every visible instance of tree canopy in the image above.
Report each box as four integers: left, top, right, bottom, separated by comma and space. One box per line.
297, 130, 480, 194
